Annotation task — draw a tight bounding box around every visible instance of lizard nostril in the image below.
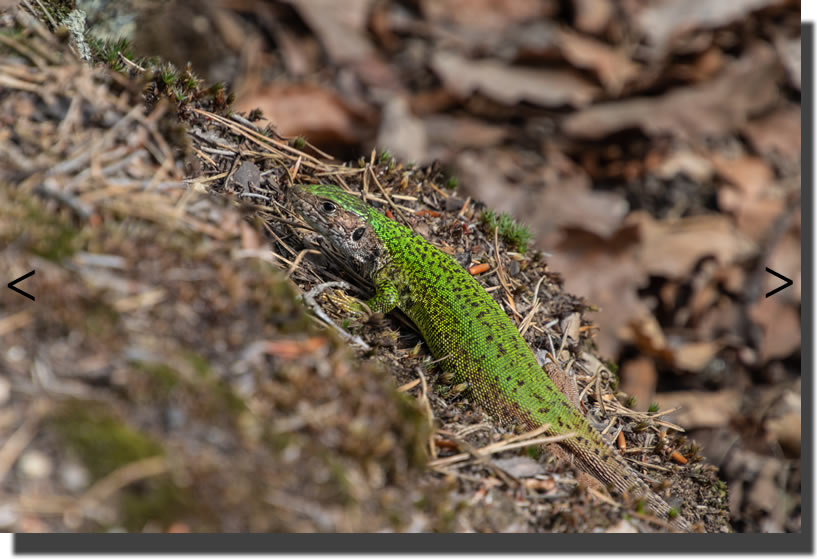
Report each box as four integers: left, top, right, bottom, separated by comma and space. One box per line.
352, 227, 365, 241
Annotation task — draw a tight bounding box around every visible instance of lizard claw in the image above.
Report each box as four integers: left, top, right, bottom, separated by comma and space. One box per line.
299, 281, 371, 351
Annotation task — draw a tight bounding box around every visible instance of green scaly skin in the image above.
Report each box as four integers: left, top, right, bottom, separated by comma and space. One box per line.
289, 184, 690, 531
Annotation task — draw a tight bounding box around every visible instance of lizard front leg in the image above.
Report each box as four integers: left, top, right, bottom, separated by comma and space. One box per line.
364, 277, 399, 314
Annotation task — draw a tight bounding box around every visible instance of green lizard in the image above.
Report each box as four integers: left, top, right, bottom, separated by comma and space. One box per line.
289, 183, 690, 531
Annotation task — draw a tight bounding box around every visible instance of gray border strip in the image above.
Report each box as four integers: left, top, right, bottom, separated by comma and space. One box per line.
13, 24, 813, 555
799, 20, 813, 555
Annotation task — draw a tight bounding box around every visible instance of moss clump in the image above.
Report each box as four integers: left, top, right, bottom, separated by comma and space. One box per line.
49, 400, 199, 531
131, 352, 245, 416
50, 400, 163, 480
133, 361, 181, 395
479, 209, 533, 254
22, 198, 85, 262
85, 36, 135, 71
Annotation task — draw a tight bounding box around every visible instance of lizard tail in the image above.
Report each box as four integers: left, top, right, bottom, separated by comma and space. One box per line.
560, 429, 691, 532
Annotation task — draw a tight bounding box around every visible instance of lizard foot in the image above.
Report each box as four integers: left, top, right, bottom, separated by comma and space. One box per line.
299, 281, 371, 351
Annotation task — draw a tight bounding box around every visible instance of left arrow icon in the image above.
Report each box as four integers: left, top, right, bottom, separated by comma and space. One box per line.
8, 270, 35, 301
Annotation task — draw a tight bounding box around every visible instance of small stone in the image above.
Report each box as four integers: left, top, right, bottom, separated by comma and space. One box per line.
231, 161, 262, 191
60, 461, 90, 492
606, 518, 639, 533
445, 197, 465, 212
493, 456, 544, 478
19, 450, 53, 480
6, 345, 25, 362
508, 259, 521, 276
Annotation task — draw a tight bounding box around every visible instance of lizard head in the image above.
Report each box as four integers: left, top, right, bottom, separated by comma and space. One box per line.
288, 184, 384, 275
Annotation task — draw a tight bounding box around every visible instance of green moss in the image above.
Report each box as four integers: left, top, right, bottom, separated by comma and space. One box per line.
715, 479, 728, 498
133, 361, 181, 394
133, 351, 245, 415
50, 400, 200, 531
50, 400, 162, 481
23, 199, 85, 261
82, 299, 121, 337
479, 209, 533, 253
85, 36, 135, 72
326, 456, 354, 505
30, 0, 74, 27
446, 176, 458, 189
648, 402, 660, 413
603, 359, 620, 375
159, 64, 177, 88
182, 350, 211, 378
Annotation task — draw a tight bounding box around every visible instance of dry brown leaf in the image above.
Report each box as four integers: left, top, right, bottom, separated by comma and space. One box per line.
713, 154, 785, 241
711, 155, 774, 199
619, 356, 656, 411
671, 340, 722, 372
556, 29, 640, 94
420, 0, 553, 30
423, 115, 508, 153
539, 183, 629, 239
632, 212, 755, 279
291, 0, 399, 88
431, 51, 600, 108
236, 83, 375, 144
270, 26, 319, 76
652, 390, 741, 430
375, 96, 428, 164
765, 412, 800, 457
572, 0, 614, 35
619, 313, 672, 361
774, 34, 801, 90
562, 45, 781, 140
560, 312, 581, 347
291, 0, 375, 63
656, 149, 714, 183
548, 225, 646, 357
742, 105, 801, 169
635, 0, 788, 52
749, 297, 800, 363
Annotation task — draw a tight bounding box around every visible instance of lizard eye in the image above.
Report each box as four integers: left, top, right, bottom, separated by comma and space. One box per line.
351, 227, 365, 242
320, 201, 337, 214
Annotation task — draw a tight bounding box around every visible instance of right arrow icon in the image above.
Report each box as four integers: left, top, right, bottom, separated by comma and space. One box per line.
765, 267, 793, 298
